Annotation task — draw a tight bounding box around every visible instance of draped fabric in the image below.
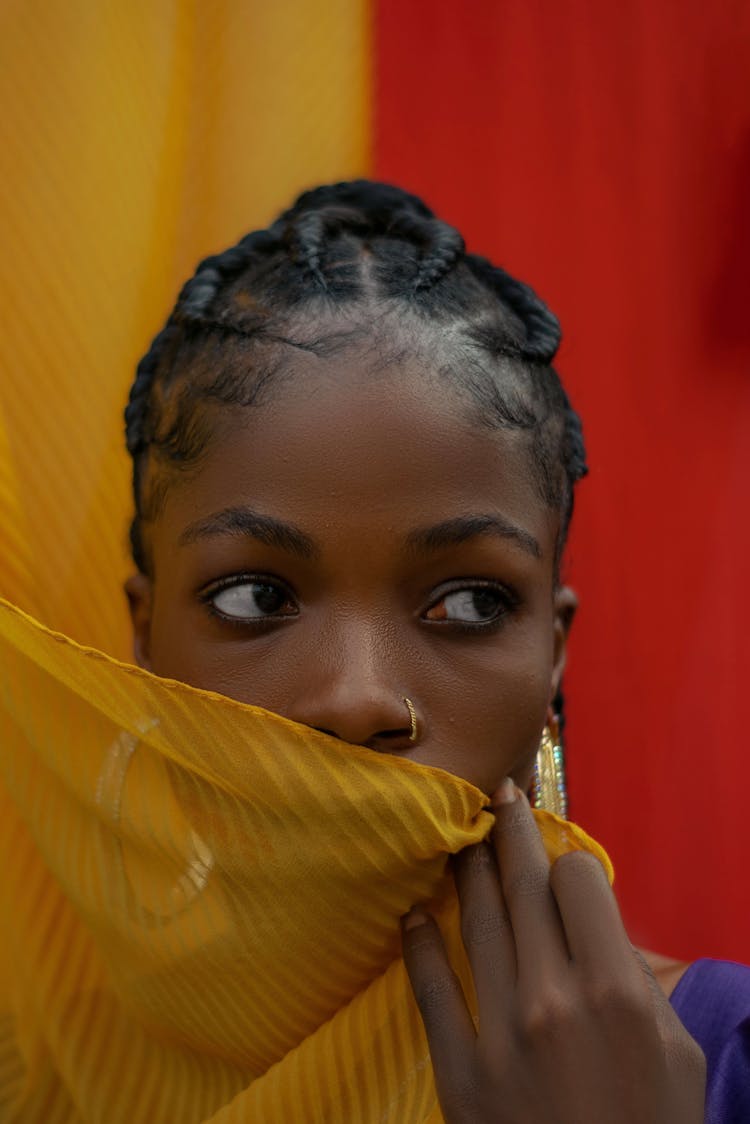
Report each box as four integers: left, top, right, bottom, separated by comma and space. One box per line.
0, 598, 612, 1122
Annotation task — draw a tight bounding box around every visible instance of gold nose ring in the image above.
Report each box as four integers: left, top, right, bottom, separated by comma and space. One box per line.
403, 697, 418, 743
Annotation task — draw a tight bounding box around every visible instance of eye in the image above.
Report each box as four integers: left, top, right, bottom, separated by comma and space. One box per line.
204, 577, 298, 622
423, 584, 511, 625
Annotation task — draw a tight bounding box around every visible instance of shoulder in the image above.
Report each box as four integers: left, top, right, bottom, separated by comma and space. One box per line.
669, 959, 750, 1124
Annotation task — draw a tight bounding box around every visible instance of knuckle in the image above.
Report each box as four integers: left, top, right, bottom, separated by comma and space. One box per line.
583, 978, 646, 1022
414, 970, 464, 1021
439, 1075, 482, 1117
519, 988, 573, 1041
504, 864, 550, 901
462, 841, 496, 876
404, 930, 442, 961
461, 906, 510, 948
492, 801, 530, 838
550, 849, 605, 892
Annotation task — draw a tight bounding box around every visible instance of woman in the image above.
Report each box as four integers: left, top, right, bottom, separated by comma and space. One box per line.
1, 180, 747, 1121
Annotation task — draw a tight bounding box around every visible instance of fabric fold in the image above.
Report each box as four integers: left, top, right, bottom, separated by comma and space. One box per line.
0, 598, 613, 1123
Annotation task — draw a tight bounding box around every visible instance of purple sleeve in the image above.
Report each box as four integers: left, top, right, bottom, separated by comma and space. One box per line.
670, 959, 750, 1124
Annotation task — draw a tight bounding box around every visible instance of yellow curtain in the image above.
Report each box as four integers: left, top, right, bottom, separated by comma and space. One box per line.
0, 0, 370, 657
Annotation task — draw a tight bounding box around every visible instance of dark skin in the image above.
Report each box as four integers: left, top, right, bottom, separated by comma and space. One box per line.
126, 352, 704, 1122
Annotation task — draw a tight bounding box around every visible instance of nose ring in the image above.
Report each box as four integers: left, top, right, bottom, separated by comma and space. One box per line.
403, 697, 419, 743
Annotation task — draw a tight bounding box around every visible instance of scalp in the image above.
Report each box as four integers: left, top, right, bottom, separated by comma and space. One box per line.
125, 180, 587, 575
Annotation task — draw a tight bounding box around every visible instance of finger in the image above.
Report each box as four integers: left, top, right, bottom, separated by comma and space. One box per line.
630, 948, 707, 1106
452, 841, 516, 1028
629, 947, 688, 1038
552, 859, 690, 1050
630, 947, 673, 1011
491, 780, 568, 983
401, 908, 477, 1089
550, 850, 635, 973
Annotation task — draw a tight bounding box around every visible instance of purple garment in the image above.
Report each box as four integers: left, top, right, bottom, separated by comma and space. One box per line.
670, 959, 750, 1123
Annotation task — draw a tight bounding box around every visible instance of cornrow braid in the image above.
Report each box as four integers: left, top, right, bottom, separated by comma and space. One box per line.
278, 179, 435, 226
125, 325, 178, 460
125, 228, 281, 460
385, 211, 465, 292
126, 179, 588, 578
465, 255, 561, 364
180, 228, 283, 319
286, 212, 330, 290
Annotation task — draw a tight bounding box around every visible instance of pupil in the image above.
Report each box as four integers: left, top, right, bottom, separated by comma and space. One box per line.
471, 589, 499, 619
253, 584, 284, 614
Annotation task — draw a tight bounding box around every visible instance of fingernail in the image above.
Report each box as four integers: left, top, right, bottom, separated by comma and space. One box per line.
492, 777, 517, 806
402, 906, 429, 931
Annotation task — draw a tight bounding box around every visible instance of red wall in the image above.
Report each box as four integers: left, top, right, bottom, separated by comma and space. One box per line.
374, 0, 750, 962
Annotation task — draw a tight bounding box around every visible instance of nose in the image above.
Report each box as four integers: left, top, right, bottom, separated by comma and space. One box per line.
285, 627, 417, 751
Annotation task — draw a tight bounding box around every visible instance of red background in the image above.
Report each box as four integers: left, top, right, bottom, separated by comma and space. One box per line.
374, 0, 750, 962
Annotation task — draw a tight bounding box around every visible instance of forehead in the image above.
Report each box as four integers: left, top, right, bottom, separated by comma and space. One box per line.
154, 352, 558, 558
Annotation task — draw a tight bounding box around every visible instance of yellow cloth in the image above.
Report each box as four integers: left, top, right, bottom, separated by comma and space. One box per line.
0, 0, 370, 660
0, 597, 613, 1123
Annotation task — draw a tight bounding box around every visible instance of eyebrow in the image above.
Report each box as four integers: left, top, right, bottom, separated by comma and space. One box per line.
179, 506, 541, 562
405, 514, 542, 559
178, 506, 319, 560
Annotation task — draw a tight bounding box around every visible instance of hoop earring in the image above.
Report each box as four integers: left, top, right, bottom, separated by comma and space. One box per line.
403, 697, 419, 743
531, 718, 568, 818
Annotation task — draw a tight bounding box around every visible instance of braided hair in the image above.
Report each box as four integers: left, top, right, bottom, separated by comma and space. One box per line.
125, 180, 587, 574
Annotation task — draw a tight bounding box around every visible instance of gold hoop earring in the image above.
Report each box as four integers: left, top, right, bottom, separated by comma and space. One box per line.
403, 697, 418, 743
531, 718, 568, 818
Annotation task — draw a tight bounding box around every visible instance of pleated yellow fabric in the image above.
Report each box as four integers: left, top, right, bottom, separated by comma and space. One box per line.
0, 0, 370, 658
0, 597, 613, 1123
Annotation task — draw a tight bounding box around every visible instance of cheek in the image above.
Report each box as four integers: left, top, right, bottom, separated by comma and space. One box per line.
150, 636, 264, 704
148, 597, 314, 709
399, 622, 555, 794
145, 596, 250, 698
474, 665, 550, 792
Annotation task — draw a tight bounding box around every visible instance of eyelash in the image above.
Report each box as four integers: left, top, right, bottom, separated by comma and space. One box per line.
423, 579, 519, 634
197, 573, 519, 632
198, 573, 298, 630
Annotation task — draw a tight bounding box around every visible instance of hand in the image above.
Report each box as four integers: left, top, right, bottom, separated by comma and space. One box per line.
401, 780, 706, 1123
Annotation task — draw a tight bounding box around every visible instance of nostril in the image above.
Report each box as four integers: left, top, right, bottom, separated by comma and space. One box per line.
306, 724, 415, 749
314, 727, 339, 739
364, 727, 415, 753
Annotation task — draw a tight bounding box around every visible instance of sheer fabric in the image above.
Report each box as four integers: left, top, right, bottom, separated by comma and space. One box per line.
0, 598, 613, 1123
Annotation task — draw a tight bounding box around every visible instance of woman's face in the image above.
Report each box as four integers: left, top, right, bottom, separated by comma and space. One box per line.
126, 353, 574, 795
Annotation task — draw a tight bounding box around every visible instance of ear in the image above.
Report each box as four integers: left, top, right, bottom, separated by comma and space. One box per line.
550, 585, 578, 703
124, 572, 153, 670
